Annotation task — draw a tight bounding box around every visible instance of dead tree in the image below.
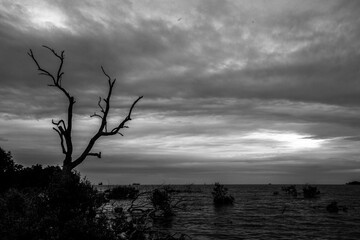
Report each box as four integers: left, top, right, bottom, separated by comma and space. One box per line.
28, 46, 143, 172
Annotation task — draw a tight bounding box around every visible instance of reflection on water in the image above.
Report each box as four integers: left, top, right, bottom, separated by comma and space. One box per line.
98, 185, 360, 239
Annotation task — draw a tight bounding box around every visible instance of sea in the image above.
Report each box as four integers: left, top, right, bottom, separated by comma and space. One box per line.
96, 184, 360, 240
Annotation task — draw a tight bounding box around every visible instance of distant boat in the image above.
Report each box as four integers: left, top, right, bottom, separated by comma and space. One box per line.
132, 183, 140, 186
346, 181, 360, 185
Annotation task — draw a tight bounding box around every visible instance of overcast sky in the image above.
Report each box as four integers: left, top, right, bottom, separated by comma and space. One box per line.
1, 0, 360, 184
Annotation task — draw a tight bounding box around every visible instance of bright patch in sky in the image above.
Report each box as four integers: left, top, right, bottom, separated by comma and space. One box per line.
244, 130, 325, 150
28, 5, 68, 30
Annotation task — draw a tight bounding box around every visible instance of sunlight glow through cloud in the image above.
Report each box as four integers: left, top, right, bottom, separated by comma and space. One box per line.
28, 6, 68, 30
244, 130, 326, 150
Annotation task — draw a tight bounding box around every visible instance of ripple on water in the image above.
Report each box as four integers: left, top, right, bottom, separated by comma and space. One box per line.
108, 185, 360, 239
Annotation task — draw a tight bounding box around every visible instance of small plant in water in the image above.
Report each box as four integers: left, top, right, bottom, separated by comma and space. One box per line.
212, 182, 234, 206
149, 186, 185, 217
326, 201, 348, 213
150, 187, 174, 216
281, 185, 298, 197
326, 201, 339, 213
303, 185, 320, 199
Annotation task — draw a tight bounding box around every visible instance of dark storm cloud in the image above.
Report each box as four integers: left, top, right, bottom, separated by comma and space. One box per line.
1, 0, 360, 116
343, 136, 360, 142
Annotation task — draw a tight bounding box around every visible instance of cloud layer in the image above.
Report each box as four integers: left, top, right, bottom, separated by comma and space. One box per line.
1, 0, 360, 184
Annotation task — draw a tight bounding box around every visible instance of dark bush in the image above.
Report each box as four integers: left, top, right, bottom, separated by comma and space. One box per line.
326, 201, 348, 213
0, 148, 189, 240
149, 187, 175, 217
17, 164, 62, 189
0, 147, 22, 192
112, 206, 150, 240
110, 186, 189, 239
326, 201, 339, 213
112, 205, 190, 240
212, 183, 234, 206
303, 185, 320, 199
1, 147, 63, 192
281, 185, 298, 197
0, 170, 114, 240
106, 185, 139, 200
0, 147, 21, 173
346, 181, 360, 185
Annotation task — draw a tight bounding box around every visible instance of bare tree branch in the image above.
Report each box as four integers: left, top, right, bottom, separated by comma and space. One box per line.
29, 46, 142, 172
53, 127, 66, 155
88, 152, 101, 158
28, 49, 57, 84
28, 46, 71, 100
42, 45, 65, 85
101, 66, 115, 86
70, 93, 142, 169
90, 112, 103, 119
29, 46, 75, 167
103, 96, 143, 136
97, 97, 105, 113
52, 119, 67, 131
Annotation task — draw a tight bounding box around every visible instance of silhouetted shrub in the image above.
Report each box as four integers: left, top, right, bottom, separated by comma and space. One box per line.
111, 204, 190, 240
281, 185, 298, 197
110, 186, 188, 239
1, 147, 63, 192
326, 201, 348, 213
106, 185, 139, 200
48, 171, 105, 221
17, 164, 62, 189
326, 201, 339, 213
212, 182, 234, 206
149, 187, 176, 217
0, 147, 21, 171
111, 206, 150, 240
0, 170, 113, 240
0, 148, 189, 239
0, 147, 22, 192
303, 185, 320, 198
346, 181, 360, 185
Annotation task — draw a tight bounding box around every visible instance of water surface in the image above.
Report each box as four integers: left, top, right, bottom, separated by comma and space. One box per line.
99, 185, 360, 239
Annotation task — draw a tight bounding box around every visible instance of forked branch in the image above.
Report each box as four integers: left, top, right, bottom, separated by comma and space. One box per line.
68, 67, 142, 170
28, 46, 142, 171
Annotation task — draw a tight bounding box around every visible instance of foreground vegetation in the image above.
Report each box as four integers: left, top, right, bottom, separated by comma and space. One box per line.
2, 145, 355, 239
0, 147, 189, 240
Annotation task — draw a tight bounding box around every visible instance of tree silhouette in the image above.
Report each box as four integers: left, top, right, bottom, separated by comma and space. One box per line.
28, 46, 142, 172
